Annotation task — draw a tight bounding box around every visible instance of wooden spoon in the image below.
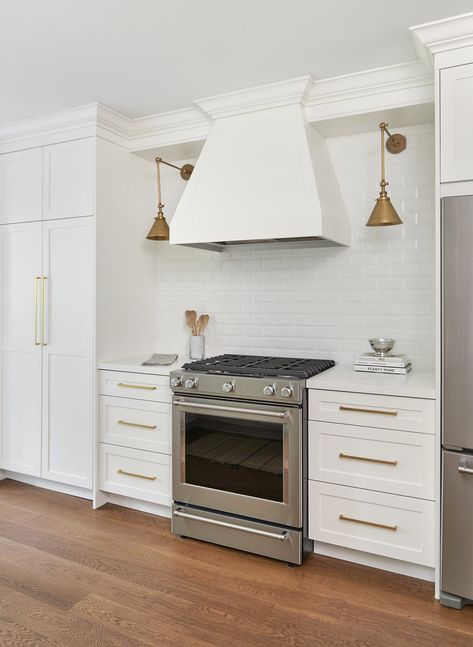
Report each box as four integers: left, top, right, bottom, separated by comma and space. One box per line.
200, 314, 209, 334
185, 310, 197, 336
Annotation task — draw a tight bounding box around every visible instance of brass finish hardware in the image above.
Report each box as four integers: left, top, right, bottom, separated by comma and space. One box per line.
40, 276, 47, 346
34, 276, 41, 345
117, 383, 157, 391
339, 514, 398, 532
339, 405, 398, 416
366, 122, 404, 227
339, 452, 398, 466
117, 469, 157, 481
147, 157, 194, 241
118, 420, 157, 430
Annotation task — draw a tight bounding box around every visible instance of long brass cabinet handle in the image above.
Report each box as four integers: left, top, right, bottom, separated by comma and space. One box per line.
339, 405, 398, 416
339, 514, 398, 532
339, 453, 398, 466
117, 469, 157, 481
117, 383, 157, 391
34, 276, 41, 345
118, 420, 157, 430
41, 276, 47, 346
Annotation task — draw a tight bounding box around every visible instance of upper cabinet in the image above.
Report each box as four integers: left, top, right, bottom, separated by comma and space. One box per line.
43, 139, 95, 220
440, 63, 473, 184
0, 148, 43, 224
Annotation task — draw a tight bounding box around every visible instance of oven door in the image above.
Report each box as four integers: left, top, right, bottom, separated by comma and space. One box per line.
172, 395, 302, 527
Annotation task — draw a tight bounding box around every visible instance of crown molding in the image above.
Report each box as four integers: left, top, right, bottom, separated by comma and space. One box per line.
195, 76, 315, 119
0, 62, 433, 154
305, 60, 433, 123
410, 12, 473, 56
0, 104, 100, 153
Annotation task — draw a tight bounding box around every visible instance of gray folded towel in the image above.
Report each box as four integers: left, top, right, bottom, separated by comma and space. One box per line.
142, 353, 178, 366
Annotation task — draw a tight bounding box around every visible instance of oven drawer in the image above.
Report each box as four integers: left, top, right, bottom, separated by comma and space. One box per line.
99, 396, 171, 454
309, 421, 435, 499
309, 481, 435, 566
99, 370, 171, 403
99, 444, 171, 506
309, 390, 434, 434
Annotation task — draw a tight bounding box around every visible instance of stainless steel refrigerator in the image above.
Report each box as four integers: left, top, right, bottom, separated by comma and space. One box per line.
442, 195, 473, 609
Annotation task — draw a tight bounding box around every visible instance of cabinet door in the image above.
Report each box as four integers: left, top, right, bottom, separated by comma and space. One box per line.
43, 139, 95, 220
0, 222, 42, 475
441, 63, 473, 183
41, 217, 94, 488
0, 148, 43, 224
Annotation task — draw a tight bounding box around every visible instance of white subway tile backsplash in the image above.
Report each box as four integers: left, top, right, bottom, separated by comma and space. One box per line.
154, 124, 435, 369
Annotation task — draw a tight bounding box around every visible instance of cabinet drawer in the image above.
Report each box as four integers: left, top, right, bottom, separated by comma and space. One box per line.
99, 396, 171, 454
309, 390, 434, 434
99, 444, 171, 506
99, 370, 171, 403
309, 422, 435, 499
309, 481, 434, 566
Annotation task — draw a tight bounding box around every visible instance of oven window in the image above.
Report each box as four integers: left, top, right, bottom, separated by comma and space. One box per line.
184, 413, 284, 502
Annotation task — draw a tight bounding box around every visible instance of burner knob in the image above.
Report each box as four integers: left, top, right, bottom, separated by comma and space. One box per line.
222, 382, 234, 393
281, 385, 293, 398
184, 378, 197, 390
263, 385, 275, 396
170, 376, 182, 388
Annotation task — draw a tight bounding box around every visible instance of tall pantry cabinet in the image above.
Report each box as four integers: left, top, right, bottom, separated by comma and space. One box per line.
0, 135, 157, 495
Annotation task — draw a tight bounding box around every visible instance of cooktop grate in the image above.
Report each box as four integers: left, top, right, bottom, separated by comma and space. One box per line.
181, 354, 335, 379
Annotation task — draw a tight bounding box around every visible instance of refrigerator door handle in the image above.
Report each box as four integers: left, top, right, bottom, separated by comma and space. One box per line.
458, 465, 473, 475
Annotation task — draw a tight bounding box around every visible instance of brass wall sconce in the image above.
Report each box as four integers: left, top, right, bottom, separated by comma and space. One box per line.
147, 157, 194, 241
366, 122, 406, 227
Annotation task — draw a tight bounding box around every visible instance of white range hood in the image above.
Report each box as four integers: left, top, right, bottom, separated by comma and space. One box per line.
169, 78, 351, 251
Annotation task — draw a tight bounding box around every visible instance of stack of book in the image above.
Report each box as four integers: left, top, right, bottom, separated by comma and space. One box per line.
354, 353, 412, 375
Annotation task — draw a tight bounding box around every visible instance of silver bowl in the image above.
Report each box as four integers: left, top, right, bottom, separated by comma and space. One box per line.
369, 338, 395, 357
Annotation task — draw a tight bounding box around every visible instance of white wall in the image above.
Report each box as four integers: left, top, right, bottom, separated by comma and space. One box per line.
153, 123, 435, 369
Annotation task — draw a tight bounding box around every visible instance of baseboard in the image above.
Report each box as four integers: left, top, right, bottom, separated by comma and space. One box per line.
2, 471, 93, 500
314, 541, 435, 583
96, 491, 171, 518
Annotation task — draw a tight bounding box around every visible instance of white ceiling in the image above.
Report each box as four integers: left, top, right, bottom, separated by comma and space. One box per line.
1, 0, 472, 125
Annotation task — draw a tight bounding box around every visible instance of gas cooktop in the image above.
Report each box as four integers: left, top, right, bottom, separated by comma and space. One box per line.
181, 354, 335, 379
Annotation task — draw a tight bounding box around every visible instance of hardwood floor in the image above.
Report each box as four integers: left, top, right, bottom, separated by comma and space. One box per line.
0, 480, 472, 647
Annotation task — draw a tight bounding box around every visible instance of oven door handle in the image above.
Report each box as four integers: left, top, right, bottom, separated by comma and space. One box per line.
173, 400, 290, 420
173, 508, 289, 541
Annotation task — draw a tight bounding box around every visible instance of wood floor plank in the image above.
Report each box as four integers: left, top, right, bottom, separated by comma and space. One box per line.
0, 479, 472, 647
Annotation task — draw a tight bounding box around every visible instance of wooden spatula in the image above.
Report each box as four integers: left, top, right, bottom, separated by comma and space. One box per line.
185, 310, 197, 336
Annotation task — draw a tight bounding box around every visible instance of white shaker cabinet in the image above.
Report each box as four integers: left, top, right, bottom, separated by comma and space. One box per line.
0, 222, 43, 475
43, 139, 95, 220
440, 63, 473, 183
0, 148, 43, 224
41, 217, 94, 488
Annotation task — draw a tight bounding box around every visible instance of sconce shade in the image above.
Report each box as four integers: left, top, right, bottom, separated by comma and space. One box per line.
146, 213, 169, 240
366, 193, 403, 227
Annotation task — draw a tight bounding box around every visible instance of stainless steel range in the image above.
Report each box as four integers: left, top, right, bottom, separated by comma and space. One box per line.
169, 354, 335, 565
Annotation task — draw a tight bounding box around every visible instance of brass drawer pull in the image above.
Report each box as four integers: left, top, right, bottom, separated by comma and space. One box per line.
117, 469, 157, 481
339, 514, 398, 532
117, 382, 157, 391
118, 420, 157, 430
339, 453, 398, 466
339, 405, 398, 416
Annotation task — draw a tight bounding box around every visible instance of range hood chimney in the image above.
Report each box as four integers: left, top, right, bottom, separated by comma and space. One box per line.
169, 77, 351, 251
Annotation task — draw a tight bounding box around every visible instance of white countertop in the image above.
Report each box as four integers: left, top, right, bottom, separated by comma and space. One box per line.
306, 365, 436, 400
98, 355, 187, 376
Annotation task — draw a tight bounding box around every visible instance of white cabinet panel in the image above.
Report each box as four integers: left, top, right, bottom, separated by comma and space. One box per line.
99, 396, 171, 454
309, 421, 435, 499
0, 223, 42, 475
309, 481, 435, 567
41, 217, 94, 487
43, 139, 95, 220
309, 389, 435, 434
0, 148, 43, 224
441, 63, 473, 183
99, 444, 171, 506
